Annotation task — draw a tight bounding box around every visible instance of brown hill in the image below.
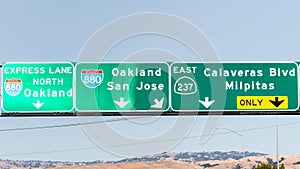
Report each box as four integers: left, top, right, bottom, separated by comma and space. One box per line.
51, 155, 300, 169
195, 155, 300, 169
52, 160, 197, 169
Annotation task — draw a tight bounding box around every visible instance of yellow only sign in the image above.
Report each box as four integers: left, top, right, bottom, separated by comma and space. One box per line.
237, 96, 288, 109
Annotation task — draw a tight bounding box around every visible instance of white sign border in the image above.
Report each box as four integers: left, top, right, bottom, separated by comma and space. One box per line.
1, 62, 75, 113
75, 62, 171, 113
170, 61, 299, 112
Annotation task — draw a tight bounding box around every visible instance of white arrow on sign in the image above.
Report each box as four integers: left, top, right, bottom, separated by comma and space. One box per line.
114, 97, 130, 109
32, 100, 44, 109
199, 97, 215, 109
151, 97, 164, 109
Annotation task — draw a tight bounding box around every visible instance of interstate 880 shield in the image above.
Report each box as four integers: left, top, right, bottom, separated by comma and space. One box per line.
81, 70, 104, 88
4, 78, 23, 97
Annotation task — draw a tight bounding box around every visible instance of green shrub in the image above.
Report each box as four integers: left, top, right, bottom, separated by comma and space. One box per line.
254, 163, 285, 169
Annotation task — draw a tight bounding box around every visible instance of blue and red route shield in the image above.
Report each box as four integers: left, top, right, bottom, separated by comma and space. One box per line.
81, 70, 104, 88
4, 78, 23, 97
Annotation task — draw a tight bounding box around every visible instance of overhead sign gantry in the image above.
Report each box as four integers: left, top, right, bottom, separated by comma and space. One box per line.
1, 62, 299, 115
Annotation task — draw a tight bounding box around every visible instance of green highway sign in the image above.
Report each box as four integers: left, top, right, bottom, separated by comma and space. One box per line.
75, 63, 169, 112
1, 62, 299, 114
171, 62, 299, 111
1, 63, 74, 112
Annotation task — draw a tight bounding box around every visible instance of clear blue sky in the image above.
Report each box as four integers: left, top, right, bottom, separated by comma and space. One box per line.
1, 0, 300, 162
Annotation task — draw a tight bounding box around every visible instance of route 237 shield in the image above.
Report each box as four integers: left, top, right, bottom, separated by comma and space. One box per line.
81, 70, 104, 88
4, 78, 23, 96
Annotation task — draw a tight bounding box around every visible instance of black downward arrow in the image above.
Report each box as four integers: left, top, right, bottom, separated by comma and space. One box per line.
269, 97, 285, 107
